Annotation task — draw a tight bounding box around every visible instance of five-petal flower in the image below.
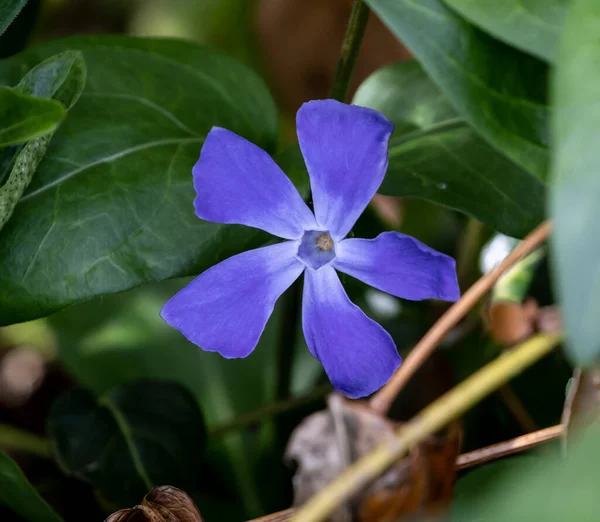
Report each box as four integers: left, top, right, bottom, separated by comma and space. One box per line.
161, 99, 460, 398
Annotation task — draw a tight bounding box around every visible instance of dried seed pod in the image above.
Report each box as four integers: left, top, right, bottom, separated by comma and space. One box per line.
104, 486, 204, 522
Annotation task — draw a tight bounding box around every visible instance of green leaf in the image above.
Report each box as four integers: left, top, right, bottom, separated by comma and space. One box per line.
47, 380, 206, 509
50, 280, 321, 517
450, 423, 600, 521
353, 61, 546, 238
0, 35, 278, 326
365, 0, 550, 180
0, 51, 86, 232
0, 87, 63, 147
443, 0, 569, 62
551, 0, 600, 366
0, 0, 29, 36
0, 450, 64, 522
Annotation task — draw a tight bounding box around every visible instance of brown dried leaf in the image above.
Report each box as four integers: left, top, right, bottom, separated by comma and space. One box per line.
104, 486, 204, 522
562, 367, 600, 445
285, 395, 461, 522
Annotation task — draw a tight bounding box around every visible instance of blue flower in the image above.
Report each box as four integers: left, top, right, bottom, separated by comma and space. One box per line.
161, 99, 459, 398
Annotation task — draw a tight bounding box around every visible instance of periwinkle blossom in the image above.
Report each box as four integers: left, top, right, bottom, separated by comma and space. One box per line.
161, 100, 459, 398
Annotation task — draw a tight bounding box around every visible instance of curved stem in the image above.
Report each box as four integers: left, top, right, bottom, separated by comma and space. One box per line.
329, 0, 371, 102
293, 332, 562, 522
209, 383, 331, 437
0, 424, 51, 459
370, 220, 552, 415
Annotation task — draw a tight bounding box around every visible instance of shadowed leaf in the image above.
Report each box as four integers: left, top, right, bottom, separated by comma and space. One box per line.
47, 380, 206, 508
0, 450, 64, 522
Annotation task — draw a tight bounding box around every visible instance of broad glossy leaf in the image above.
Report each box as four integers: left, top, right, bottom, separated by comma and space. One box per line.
443, 0, 569, 62
0, 35, 278, 326
0, 51, 86, 231
0, 87, 63, 146
48, 380, 206, 508
551, 0, 600, 366
366, 0, 550, 179
353, 61, 545, 238
0, 0, 28, 35
0, 450, 64, 522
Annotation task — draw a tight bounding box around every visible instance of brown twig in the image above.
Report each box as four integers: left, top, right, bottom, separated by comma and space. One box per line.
497, 384, 538, 433
369, 220, 552, 415
456, 424, 563, 470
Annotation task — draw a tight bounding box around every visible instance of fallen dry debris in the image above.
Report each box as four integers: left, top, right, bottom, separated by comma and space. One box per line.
104, 486, 204, 522
286, 395, 461, 522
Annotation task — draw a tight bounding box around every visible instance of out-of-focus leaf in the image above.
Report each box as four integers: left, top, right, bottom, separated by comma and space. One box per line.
0, 87, 63, 147
561, 368, 600, 444
443, 0, 569, 62
449, 457, 535, 521
366, 0, 550, 180
0, 0, 29, 35
0, 50, 85, 231
105, 486, 204, 522
0, 35, 278, 326
550, 0, 600, 367
353, 61, 545, 238
450, 423, 600, 521
47, 380, 206, 508
492, 249, 546, 305
0, 450, 64, 522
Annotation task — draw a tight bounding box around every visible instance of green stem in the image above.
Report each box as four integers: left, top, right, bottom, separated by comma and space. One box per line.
456, 218, 485, 288
211, 383, 331, 437
294, 333, 562, 522
329, 0, 371, 102
0, 424, 51, 459
275, 279, 303, 401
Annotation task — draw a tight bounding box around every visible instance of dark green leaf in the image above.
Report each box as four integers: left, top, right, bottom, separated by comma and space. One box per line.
366, 0, 550, 179
550, 0, 600, 366
0, 0, 29, 36
443, 0, 569, 62
353, 61, 545, 238
0, 35, 278, 326
50, 280, 321, 517
47, 380, 206, 508
0, 0, 41, 59
0, 51, 86, 232
450, 423, 600, 521
0, 450, 64, 522
0, 87, 63, 146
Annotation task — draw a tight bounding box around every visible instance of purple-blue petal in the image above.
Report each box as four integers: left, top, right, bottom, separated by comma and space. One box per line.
296, 100, 393, 240
301, 266, 401, 398
193, 127, 317, 239
333, 232, 460, 302
161, 241, 304, 358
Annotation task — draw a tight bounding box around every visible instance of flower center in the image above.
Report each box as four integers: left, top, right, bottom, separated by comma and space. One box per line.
297, 230, 336, 270
316, 232, 334, 251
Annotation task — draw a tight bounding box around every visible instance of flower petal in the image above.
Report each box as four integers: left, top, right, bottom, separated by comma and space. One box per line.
302, 266, 401, 398
333, 232, 460, 302
193, 127, 317, 239
296, 99, 393, 239
161, 241, 304, 358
